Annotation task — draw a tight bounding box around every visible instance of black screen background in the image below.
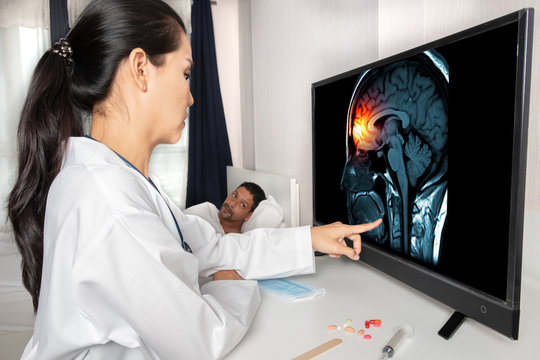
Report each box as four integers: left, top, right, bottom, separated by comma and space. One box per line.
312, 22, 518, 300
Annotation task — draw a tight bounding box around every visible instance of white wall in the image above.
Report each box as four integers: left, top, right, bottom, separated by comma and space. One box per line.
211, 1, 244, 169
212, 0, 379, 223
237, 0, 255, 170
250, 0, 379, 225
378, 0, 540, 212
213, 0, 540, 219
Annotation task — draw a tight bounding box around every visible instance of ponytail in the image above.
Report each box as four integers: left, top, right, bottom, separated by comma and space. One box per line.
7, 0, 186, 313
8, 46, 83, 312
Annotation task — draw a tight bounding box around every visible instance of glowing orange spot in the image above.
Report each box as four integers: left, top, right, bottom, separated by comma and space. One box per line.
351, 106, 378, 151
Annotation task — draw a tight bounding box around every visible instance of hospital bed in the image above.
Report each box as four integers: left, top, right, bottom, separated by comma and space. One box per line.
226, 166, 300, 228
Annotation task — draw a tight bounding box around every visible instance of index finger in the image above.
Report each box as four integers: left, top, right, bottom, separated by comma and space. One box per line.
346, 218, 382, 236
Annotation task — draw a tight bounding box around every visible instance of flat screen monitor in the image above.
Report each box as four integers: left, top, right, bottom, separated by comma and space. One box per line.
312, 8, 533, 339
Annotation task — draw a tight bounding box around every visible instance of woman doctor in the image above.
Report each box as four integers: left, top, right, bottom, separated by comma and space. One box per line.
7, 0, 381, 359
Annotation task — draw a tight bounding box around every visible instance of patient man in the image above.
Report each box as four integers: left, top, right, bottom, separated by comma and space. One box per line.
185, 182, 266, 234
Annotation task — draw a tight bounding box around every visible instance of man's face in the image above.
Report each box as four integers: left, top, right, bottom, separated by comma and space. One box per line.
219, 186, 255, 222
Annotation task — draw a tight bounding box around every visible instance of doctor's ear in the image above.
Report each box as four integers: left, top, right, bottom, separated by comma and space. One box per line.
127, 47, 150, 92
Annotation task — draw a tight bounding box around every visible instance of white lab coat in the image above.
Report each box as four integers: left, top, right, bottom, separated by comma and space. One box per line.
21, 137, 315, 360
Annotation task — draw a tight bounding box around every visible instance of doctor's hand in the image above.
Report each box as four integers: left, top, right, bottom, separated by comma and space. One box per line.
310, 219, 382, 261
212, 270, 243, 281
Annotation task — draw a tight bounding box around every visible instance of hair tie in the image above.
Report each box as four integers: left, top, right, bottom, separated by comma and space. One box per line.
51, 38, 73, 65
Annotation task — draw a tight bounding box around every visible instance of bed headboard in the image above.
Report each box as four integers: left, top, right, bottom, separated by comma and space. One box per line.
226, 166, 299, 227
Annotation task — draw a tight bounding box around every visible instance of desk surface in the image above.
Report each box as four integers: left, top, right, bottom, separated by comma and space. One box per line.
226, 255, 539, 360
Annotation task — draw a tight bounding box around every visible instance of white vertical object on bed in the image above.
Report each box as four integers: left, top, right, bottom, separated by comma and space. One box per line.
226, 167, 300, 227
291, 180, 300, 227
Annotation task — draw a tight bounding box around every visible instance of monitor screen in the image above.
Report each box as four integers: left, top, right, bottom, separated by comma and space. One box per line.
312, 8, 533, 339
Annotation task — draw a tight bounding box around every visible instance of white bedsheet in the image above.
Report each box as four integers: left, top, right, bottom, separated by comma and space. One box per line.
0, 228, 34, 334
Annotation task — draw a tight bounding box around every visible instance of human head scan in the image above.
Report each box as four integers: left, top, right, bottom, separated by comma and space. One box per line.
340, 51, 449, 266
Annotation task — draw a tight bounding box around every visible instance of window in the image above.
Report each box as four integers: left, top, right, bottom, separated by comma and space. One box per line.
0, 1, 192, 224
149, 122, 189, 209
0, 26, 49, 228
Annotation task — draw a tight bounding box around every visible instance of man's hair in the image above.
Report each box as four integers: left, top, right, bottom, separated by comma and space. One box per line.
238, 182, 266, 212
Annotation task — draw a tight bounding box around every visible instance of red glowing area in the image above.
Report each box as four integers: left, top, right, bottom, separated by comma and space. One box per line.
351, 107, 379, 151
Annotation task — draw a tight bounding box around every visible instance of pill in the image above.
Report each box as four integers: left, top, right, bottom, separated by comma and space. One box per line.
357, 330, 365, 336
373, 323, 381, 328
365, 321, 370, 329
346, 319, 352, 324
327, 325, 338, 330
345, 326, 355, 333
363, 334, 372, 340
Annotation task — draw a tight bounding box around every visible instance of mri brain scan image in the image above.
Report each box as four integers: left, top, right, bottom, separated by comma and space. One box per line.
340, 51, 449, 266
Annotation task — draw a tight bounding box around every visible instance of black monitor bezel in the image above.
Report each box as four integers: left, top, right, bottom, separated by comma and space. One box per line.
311, 8, 533, 339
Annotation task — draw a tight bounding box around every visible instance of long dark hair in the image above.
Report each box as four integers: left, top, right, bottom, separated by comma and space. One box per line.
7, 0, 186, 312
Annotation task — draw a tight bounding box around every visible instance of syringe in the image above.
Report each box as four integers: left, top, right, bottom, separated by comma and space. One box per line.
378, 324, 414, 360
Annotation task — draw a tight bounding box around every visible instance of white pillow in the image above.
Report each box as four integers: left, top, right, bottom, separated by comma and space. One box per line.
241, 195, 284, 233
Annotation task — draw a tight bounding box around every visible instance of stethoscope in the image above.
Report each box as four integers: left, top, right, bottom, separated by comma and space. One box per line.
84, 136, 192, 253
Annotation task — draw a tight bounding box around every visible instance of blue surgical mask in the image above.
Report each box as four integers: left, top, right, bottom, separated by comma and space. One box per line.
258, 279, 325, 302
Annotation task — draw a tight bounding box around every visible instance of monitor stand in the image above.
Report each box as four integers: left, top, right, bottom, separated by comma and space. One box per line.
438, 311, 467, 339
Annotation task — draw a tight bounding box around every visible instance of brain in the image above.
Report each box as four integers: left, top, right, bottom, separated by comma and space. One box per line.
348, 56, 448, 177
341, 52, 449, 264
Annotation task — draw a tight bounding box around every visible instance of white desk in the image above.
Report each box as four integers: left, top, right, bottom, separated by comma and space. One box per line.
227, 251, 539, 359
2, 212, 539, 360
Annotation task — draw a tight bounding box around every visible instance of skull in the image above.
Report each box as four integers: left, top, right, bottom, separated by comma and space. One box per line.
340, 51, 449, 265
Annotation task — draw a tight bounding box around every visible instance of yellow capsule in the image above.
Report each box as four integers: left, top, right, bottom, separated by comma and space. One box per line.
327, 325, 338, 330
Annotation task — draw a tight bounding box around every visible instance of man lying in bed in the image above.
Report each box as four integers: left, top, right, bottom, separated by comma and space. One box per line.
185, 182, 284, 281
185, 182, 282, 234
